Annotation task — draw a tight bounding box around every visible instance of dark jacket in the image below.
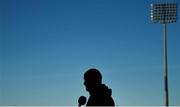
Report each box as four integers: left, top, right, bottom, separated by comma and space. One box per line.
86, 84, 115, 106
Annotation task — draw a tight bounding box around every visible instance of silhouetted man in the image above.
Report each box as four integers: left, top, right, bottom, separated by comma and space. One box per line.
79, 68, 115, 106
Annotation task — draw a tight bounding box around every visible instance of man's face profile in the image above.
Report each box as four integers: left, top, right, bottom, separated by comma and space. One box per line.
83, 68, 102, 92
84, 78, 94, 92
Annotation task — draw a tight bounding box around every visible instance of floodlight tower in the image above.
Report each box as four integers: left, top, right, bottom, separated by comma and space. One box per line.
151, 2, 178, 107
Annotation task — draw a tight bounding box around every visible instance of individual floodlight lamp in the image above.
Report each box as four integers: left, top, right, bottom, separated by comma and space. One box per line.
151, 2, 178, 107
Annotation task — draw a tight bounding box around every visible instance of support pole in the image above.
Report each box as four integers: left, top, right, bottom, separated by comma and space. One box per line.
163, 23, 169, 107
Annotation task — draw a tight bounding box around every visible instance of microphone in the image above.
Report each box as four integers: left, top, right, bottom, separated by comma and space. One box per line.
78, 96, 87, 106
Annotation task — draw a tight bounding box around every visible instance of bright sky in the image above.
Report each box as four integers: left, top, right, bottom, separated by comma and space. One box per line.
0, 0, 180, 106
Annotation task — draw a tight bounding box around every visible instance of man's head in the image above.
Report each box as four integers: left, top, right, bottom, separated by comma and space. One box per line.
83, 68, 102, 93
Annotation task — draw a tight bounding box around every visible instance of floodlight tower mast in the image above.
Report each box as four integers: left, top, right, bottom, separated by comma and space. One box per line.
151, 2, 178, 107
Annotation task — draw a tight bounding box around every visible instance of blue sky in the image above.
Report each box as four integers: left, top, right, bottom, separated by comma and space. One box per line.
0, 0, 180, 106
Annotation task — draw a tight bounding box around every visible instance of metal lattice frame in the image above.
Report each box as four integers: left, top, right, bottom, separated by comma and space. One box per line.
151, 3, 178, 24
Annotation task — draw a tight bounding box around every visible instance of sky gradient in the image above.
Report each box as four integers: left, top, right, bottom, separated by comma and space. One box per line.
0, 0, 180, 106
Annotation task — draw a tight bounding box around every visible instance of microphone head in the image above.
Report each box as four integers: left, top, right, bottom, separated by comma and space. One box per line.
78, 96, 87, 106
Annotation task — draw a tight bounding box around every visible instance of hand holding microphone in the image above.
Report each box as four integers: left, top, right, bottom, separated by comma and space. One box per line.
78, 96, 86, 106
